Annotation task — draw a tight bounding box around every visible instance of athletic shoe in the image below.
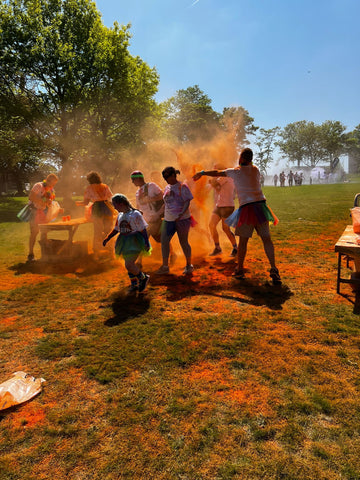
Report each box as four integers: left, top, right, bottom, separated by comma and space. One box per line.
270, 267, 282, 285
155, 265, 170, 275
230, 247, 237, 257
183, 264, 194, 275
138, 274, 150, 292
209, 247, 222, 256
128, 284, 138, 293
232, 268, 245, 279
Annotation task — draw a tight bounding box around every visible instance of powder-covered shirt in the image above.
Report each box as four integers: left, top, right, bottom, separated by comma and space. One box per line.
29, 182, 55, 210
213, 177, 235, 207
115, 210, 148, 235
225, 165, 266, 207
135, 182, 164, 222
84, 183, 113, 203
163, 182, 193, 222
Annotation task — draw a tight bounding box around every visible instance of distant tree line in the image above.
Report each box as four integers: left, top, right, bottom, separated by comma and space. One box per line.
1, 0, 360, 194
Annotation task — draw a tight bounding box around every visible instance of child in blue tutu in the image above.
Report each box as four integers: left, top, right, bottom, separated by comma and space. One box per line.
103, 194, 151, 292
193, 148, 281, 285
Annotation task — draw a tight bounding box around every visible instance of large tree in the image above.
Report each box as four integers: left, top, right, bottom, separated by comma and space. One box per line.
277, 120, 348, 168
0, 0, 159, 186
220, 106, 258, 147
161, 85, 219, 143
254, 127, 280, 174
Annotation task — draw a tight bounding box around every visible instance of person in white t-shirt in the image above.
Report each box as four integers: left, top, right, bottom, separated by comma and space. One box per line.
208, 163, 237, 257
156, 166, 194, 276
103, 194, 151, 293
193, 149, 281, 285
130, 171, 164, 243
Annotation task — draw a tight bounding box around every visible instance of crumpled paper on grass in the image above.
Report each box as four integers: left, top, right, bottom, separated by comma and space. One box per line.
0, 372, 46, 411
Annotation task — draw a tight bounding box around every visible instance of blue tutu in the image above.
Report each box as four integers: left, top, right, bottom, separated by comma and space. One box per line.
115, 232, 152, 259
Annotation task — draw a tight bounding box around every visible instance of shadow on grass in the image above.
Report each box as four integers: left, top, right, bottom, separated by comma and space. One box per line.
105, 291, 151, 326
9, 256, 117, 277
150, 258, 293, 311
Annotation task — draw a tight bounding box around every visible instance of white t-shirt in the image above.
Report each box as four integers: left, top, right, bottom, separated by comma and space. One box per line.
135, 182, 164, 222
115, 210, 148, 235
163, 182, 193, 221
213, 177, 235, 207
225, 165, 265, 207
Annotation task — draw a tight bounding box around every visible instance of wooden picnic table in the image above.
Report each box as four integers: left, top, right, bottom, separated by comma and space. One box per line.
38, 217, 91, 262
335, 225, 360, 296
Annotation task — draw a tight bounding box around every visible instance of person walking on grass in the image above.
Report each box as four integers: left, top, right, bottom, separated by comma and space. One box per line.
130, 170, 164, 243
156, 166, 194, 276
103, 194, 151, 293
27, 173, 60, 262
193, 148, 281, 285
208, 163, 237, 257
77, 171, 114, 259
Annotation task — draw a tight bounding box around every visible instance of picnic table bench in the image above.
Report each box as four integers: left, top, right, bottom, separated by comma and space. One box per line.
335, 225, 360, 296
38, 217, 90, 262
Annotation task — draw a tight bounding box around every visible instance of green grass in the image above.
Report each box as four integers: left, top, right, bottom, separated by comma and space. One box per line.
1, 181, 360, 479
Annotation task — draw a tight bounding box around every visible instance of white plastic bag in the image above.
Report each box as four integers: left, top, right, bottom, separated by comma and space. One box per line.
46, 201, 61, 222
0, 372, 46, 411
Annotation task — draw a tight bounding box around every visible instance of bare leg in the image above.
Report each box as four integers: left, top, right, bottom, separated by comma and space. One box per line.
221, 219, 236, 247
209, 213, 221, 246
261, 235, 276, 269
29, 223, 39, 256
125, 255, 141, 275
237, 236, 249, 270
177, 226, 192, 267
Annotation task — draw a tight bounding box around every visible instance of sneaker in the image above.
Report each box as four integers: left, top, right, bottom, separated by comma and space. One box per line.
209, 247, 222, 256
27, 254, 35, 262
230, 247, 237, 257
138, 274, 150, 292
183, 264, 194, 275
270, 267, 282, 285
128, 284, 138, 292
155, 265, 170, 275
232, 268, 245, 279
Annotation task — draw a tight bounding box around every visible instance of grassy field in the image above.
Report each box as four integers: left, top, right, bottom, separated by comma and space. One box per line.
1, 182, 360, 479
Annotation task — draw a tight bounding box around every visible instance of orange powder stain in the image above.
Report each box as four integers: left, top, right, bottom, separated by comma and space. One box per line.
0, 275, 50, 292
12, 404, 46, 428
1, 316, 17, 325
216, 382, 277, 416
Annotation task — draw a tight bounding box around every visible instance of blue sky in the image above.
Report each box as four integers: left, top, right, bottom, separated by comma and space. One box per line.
95, 0, 360, 133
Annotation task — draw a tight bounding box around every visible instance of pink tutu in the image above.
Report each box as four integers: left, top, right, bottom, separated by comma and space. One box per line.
226, 201, 278, 228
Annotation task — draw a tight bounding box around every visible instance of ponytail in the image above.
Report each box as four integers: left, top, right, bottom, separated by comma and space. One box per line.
112, 194, 138, 211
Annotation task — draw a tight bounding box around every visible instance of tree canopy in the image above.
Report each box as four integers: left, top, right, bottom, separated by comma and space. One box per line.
161, 85, 220, 143
277, 120, 348, 168
0, 0, 159, 184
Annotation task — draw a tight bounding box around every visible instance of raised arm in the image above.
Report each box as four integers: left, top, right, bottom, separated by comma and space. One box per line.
192, 170, 226, 181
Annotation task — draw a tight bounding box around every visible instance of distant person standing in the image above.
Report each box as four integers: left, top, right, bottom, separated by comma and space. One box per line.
273, 174, 278, 187
78, 171, 114, 258
27, 173, 60, 262
280, 171, 286, 187
208, 163, 237, 257
288, 170, 294, 187
193, 148, 281, 285
260, 173, 265, 187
